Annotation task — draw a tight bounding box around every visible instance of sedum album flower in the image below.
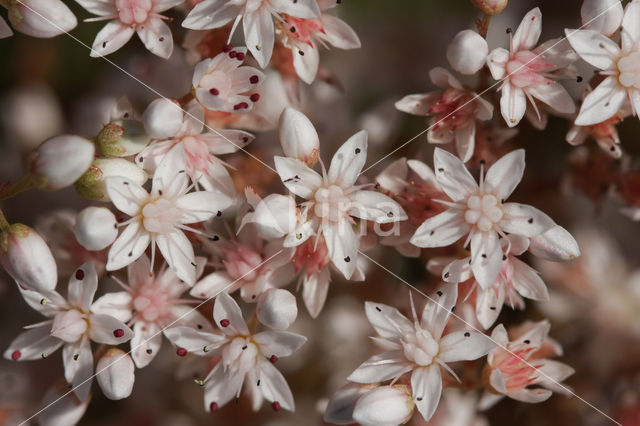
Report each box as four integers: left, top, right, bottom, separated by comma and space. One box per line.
76, 0, 184, 58
182, 0, 321, 68
411, 148, 556, 290
565, 1, 640, 125
488, 8, 577, 127
395, 67, 493, 162
347, 286, 495, 422
105, 146, 234, 285
3, 262, 133, 402
164, 291, 307, 412
4, 0, 77, 38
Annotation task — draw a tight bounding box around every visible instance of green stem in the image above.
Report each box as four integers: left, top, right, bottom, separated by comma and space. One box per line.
0, 208, 9, 231
0, 174, 37, 201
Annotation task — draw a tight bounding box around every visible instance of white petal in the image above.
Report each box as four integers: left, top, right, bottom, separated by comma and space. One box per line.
324, 383, 374, 425
130, 321, 162, 368
364, 301, 414, 340
500, 203, 555, 237
163, 326, 226, 356
438, 330, 495, 362
421, 284, 458, 339
106, 222, 151, 271
429, 67, 463, 90
536, 359, 575, 384
487, 47, 509, 80
581, 0, 623, 37
96, 348, 135, 400
528, 82, 575, 114
510, 258, 549, 301
515, 319, 550, 347
274, 156, 322, 198
67, 262, 98, 311
250, 194, 297, 238
182, 0, 240, 30
39, 382, 89, 426
528, 225, 580, 261
513, 8, 542, 51
191, 271, 234, 299
75, 0, 116, 16
293, 40, 320, 84
352, 385, 414, 426
470, 231, 502, 290
90, 21, 135, 57
176, 190, 232, 224
279, 107, 320, 163
151, 145, 189, 198
11, 0, 77, 38
564, 28, 619, 70
142, 98, 183, 139
253, 331, 306, 357
256, 357, 296, 411
348, 190, 407, 223
62, 338, 93, 402
508, 388, 552, 403
105, 177, 148, 216
320, 14, 360, 49
433, 147, 478, 201
484, 149, 525, 201
621, 0, 640, 50
476, 284, 505, 329
203, 362, 244, 410
91, 291, 133, 323
347, 351, 413, 384
327, 130, 368, 188
454, 124, 475, 163
270, 0, 320, 18
395, 93, 440, 116
323, 220, 358, 280
156, 230, 196, 285
202, 129, 254, 155
376, 157, 408, 194
442, 257, 473, 283
229, 66, 265, 93
4, 324, 62, 361
213, 291, 249, 336
500, 83, 527, 127
137, 18, 173, 59
302, 268, 330, 318
244, 7, 274, 68
575, 77, 627, 125
17, 286, 67, 317
89, 313, 133, 345
410, 209, 469, 248
411, 365, 442, 422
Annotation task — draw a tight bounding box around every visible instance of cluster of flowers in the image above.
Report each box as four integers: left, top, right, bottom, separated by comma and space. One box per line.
1, 0, 639, 424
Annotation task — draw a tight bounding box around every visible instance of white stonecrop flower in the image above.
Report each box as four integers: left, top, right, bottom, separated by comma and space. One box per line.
5, 0, 77, 38
271, 109, 407, 279
395, 68, 493, 162
410, 148, 557, 289
487, 8, 577, 127
182, 0, 321, 68
581, 0, 623, 37
446, 30, 489, 75
105, 146, 233, 285
3, 262, 133, 402
164, 292, 307, 412
192, 47, 265, 113
76, 0, 184, 58
347, 286, 494, 422
565, 1, 640, 125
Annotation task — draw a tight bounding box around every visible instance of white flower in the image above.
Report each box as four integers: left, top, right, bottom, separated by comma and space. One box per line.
565, 1, 640, 125
395, 68, 493, 162
105, 146, 233, 285
410, 148, 557, 289
164, 291, 307, 411
488, 8, 577, 127
182, 0, 321, 68
76, 0, 184, 58
271, 109, 407, 279
5, 0, 77, 38
581, 0, 623, 37
347, 285, 495, 422
446, 30, 489, 75
3, 262, 133, 402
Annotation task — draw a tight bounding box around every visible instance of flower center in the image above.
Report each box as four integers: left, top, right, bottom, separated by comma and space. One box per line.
492, 347, 539, 390
401, 328, 439, 366
506, 50, 552, 88
429, 88, 476, 132
181, 136, 212, 173
115, 0, 152, 26
464, 194, 503, 232
222, 337, 259, 375
280, 15, 325, 46
199, 69, 232, 97
223, 244, 263, 282
51, 309, 88, 343
141, 198, 182, 234
293, 237, 330, 277
617, 52, 640, 89
133, 283, 172, 323
314, 185, 350, 222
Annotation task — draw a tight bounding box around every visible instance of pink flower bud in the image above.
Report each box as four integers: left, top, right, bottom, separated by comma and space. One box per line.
30, 135, 95, 190
0, 223, 57, 293
7, 0, 77, 38
96, 349, 135, 400
581, 0, 623, 37
256, 288, 298, 330
74, 207, 118, 251
51, 309, 87, 343
279, 108, 320, 167
471, 0, 508, 15
446, 30, 489, 75
353, 385, 415, 426
75, 158, 146, 201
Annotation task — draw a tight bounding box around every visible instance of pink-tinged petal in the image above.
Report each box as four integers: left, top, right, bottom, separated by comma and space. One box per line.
454, 124, 475, 163
514, 319, 550, 348
528, 225, 580, 261
136, 18, 173, 59
629, 88, 640, 118
195, 87, 227, 111
353, 385, 415, 426
442, 257, 473, 283
621, 0, 640, 50
411, 365, 442, 422
270, 0, 320, 18
411, 209, 469, 248
202, 129, 254, 155
575, 77, 627, 125
105, 176, 148, 216
508, 234, 530, 256
508, 388, 552, 403
323, 220, 358, 279
433, 147, 478, 201
484, 149, 525, 202
421, 284, 458, 339
90, 21, 135, 57
510, 258, 549, 301
135, 139, 174, 172
154, 0, 185, 13
190, 271, 235, 299
364, 301, 414, 340
500, 203, 555, 237
513, 8, 542, 51
176, 190, 232, 224
581, 0, 623, 37
535, 360, 575, 388
566, 124, 588, 146
438, 330, 495, 362
203, 362, 244, 410
476, 284, 505, 329
429, 67, 463, 90
156, 230, 196, 285
487, 47, 509, 80
107, 222, 151, 271
130, 321, 162, 368
349, 190, 407, 223
163, 326, 226, 356
17, 285, 67, 317
376, 157, 408, 194
67, 262, 98, 311
407, 159, 439, 187
151, 145, 189, 198
230, 66, 266, 93
319, 14, 361, 49
127, 254, 153, 290
96, 348, 135, 400
75, 0, 116, 16
213, 291, 249, 336
91, 291, 133, 323
3, 323, 62, 361
324, 383, 375, 425
279, 107, 320, 161
327, 130, 368, 187
62, 338, 93, 402
244, 7, 274, 68
293, 40, 320, 84
471, 231, 502, 290
564, 29, 619, 70
253, 331, 307, 357
347, 351, 413, 384
302, 268, 330, 318
395, 92, 440, 116
274, 156, 323, 198
182, 0, 240, 30
528, 82, 575, 114
51, 309, 87, 343
89, 313, 133, 345
256, 357, 296, 411
488, 368, 508, 393
500, 83, 527, 127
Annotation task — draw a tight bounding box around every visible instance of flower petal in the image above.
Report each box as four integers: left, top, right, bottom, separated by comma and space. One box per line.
347, 351, 413, 384
500, 203, 555, 237
500, 83, 527, 127
323, 220, 358, 279
327, 130, 368, 187
90, 21, 135, 57
421, 284, 458, 339
244, 7, 274, 68
89, 313, 133, 345
62, 338, 93, 402
176, 190, 232, 224
621, 0, 640, 50
487, 47, 510, 80
253, 331, 307, 357
476, 284, 505, 329
106, 222, 151, 271
156, 230, 197, 285
270, 0, 320, 18
256, 357, 296, 411
213, 291, 249, 336
190, 271, 235, 299
136, 18, 173, 59
105, 177, 148, 217
130, 321, 162, 368
274, 156, 323, 198
411, 365, 442, 422
528, 225, 580, 261
182, 0, 240, 30
293, 40, 320, 84
513, 8, 542, 51
348, 190, 407, 223
433, 147, 478, 201
3, 323, 62, 361
319, 14, 361, 49
410, 209, 469, 248
91, 291, 133, 323
564, 28, 619, 70
395, 93, 440, 116
204, 362, 244, 410
364, 301, 414, 340
302, 268, 330, 318
67, 262, 98, 311
528, 82, 575, 114
470, 231, 502, 290
510, 258, 549, 301
163, 326, 227, 356
438, 330, 495, 362
484, 149, 525, 202
454, 124, 475, 163
576, 77, 627, 126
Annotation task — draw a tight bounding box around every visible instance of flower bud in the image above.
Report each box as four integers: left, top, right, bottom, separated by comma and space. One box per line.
353, 385, 415, 426
447, 30, 488, 75
0, 223, 57, 293
51, 309, 87, 343
75, 158, 146, 201
142, 98, 183, 139
74, 207, 118, 251
471, 0, 508, 15
324, 383, 376, 425
581, 0, 623, 37
96, 120, 151, 157
29, 135, 95, 190
279, 108, 320, 167
96, 349, 135, 400
256, 288, 298, 330
7, 0, 77, 38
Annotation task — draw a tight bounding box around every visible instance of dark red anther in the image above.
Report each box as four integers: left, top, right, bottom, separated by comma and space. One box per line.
209, 88, 220, 96
269, 355, 278, 363
272, 401, 281, 411
113, 329, 125, 338
233, 102, 248, 110
229, 50, 237, 58
11, 350, 21, 361
250, 93, 260, 102
220, 319, 230, 327
249, 75, 259, 84
236, 52, 245, 60
75, 269, 84, 280
222, 44, 233, 52
176, 347, 188, 356
210, 402, 219, 411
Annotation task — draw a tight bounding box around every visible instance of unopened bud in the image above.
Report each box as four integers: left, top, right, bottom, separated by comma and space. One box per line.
279, 108, 320, 167
29, 135, 95, 190
74, 207, 118, 251
353, 385, 415, 426
96, 120, 150, 157
7, 0, 77, 38
447, 30, 488, 75
471, 0, 508, 15
75, 158, 146, 201
256, 288, 298, 330
0, 223, 57, 293
96, 349, 135, 400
